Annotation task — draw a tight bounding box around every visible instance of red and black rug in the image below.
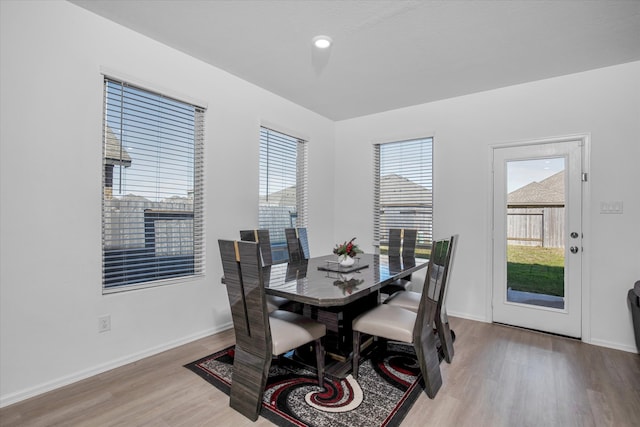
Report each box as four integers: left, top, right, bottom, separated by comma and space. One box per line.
185, 343, 437, 427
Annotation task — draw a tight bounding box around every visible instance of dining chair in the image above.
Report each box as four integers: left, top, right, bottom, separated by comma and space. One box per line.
239, 229, 272, 265
382, 228, 419, 294
388, 228, 403, 256
385, 235, 457, 363
351, 237, 453, 399
297, 227, 311, 259
285, 227, 310, 262
219, 239, 326, 421
402, 228, 418, 257
387, 228, 418, 257
240, 229, 289, 312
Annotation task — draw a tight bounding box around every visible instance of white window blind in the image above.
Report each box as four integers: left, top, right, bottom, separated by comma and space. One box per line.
374, 137, 433, 252
102, 78, 205, 291
259, 127, 307, 262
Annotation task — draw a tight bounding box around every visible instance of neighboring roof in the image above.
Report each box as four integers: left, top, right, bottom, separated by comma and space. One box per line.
260, 174, 432, 208
104, 126, 132, 167
508, 171, 564, 206
260, 186, 297, 207
380, 174, 432, 207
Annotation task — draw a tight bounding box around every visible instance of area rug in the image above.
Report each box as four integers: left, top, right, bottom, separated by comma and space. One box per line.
185, 342, 440, 427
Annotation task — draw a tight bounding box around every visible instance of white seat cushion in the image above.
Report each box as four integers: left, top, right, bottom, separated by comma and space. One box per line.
269, 310, 326, 355
408, 269, 427, 293
385, 290, 420, 312
352, 304, 416, 343
266, 295, 289, 313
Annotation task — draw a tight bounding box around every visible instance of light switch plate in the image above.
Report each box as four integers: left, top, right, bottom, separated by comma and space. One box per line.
600, 201, 623, 214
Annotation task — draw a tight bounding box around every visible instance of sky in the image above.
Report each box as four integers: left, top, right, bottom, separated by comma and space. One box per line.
507, 157, 565, 193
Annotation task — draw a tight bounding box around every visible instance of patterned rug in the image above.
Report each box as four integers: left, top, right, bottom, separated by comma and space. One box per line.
185, 342, 440, 427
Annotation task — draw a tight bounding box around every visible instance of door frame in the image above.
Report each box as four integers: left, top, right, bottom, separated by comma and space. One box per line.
486, 134, 591, 342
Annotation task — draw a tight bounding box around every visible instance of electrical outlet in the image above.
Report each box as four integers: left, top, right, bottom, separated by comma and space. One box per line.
98, 315, 111, 333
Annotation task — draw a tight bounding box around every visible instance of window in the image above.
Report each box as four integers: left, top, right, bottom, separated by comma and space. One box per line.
102, 77, 205, 291
259, 127, 308, 262
374, 137, 433, 255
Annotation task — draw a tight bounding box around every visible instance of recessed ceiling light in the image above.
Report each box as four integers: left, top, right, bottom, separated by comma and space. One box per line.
312, 35, 332, 49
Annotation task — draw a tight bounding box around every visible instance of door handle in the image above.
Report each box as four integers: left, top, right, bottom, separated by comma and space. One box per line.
570, 232, 579, 239
570, 246, 579, 254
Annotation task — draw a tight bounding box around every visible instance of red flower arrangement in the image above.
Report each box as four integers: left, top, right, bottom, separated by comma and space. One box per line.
333, 237, 363, 258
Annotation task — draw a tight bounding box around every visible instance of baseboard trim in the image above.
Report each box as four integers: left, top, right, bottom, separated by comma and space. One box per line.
448, 311, 638, 354
447, 310, 489, 323
588, 337, 638, 354
0, 322, 233, 408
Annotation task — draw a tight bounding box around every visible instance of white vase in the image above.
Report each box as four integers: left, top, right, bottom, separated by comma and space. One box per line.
338, 255, 355, 267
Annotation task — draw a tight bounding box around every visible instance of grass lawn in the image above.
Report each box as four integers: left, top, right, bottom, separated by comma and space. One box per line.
507, 245, 565, 296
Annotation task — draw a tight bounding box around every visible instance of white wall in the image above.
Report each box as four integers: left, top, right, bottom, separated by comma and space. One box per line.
335, 61, 640, 351
0, 1, 335, 406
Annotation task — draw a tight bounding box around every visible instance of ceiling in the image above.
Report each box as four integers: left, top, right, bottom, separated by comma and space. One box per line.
69, 0, 640, 121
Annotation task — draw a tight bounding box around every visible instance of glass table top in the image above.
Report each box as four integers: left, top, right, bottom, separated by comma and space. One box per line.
263, 253, 428, 307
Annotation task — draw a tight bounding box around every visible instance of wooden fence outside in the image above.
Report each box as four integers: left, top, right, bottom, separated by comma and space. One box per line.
103, 197, 194, 254
507, 207, 564, 248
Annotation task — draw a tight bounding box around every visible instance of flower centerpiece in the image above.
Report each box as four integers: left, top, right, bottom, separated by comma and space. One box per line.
333, 237, 363, 267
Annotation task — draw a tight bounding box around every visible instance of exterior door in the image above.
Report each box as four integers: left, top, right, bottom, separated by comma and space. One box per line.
492, 139, 583, 338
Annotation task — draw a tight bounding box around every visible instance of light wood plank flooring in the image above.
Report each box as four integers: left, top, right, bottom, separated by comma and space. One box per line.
1, 317, 639, 426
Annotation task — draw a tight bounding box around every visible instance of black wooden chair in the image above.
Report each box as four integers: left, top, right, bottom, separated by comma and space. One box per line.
382, 228, 419, 295
219, 239, 326, 421
385, 235, 458, 363
400, 228, 417, 257
240, 229, 289, 312
388, 228, 418, 257
352, 236, 455, 398
297, 227, 311, 259
240, 229, 272, 266
285, 227, 310, 262
388, 228, 403, 257
387, 228, 417, 258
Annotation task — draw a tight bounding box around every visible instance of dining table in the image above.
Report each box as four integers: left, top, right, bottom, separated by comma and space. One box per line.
262, 253, 428, 376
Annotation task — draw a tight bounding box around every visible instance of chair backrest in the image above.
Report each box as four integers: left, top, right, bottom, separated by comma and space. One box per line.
388, 228, 402, 256
297, 227, 311, 259
413, 237, 454, 343
388, 228, 417, 257
388, 228, 402, 257
286, 260, 308, 282
402, 229, 417, 257
218, 239, 272, 359
436, 235, 457, 323
240, 229, 273, 266
285, 227, 310, 262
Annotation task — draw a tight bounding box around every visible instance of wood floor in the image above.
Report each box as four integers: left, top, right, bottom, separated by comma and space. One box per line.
2, 317, 639, 427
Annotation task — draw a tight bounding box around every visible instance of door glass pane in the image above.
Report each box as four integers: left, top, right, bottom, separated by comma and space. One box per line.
506, 158, 565, 309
